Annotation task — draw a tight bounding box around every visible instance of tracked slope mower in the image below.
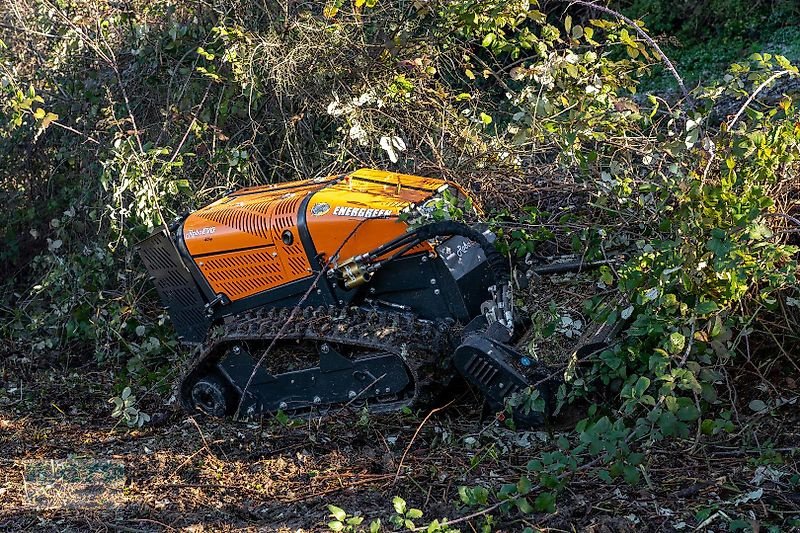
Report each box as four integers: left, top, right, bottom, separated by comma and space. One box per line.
138, 169, 606, 425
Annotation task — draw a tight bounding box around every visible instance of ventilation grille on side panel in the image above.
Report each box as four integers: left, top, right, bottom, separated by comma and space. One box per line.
198, 203, 273, 241
136, 228, 210, 343
272, 195, 300, 229
270, 195, 309, 276
198, 247, 286, 300
191, 187, 315, 285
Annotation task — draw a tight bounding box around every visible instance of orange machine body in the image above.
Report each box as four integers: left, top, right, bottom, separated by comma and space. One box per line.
181, 169, 457, 302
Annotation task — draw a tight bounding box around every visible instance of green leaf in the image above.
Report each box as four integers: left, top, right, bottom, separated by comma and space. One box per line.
172, 179, 191, 192
633, 376, 651, 397
498, 483, 517, 498
748, 399, 768, 412
600, 266, 615, 286
275, 410, 289, 426
370, 519, 381, 533
695, 301, 718, 315
392, 496, 406, 514
472, 486, 489, 504
481, 33, 496, 47
517, 476, 532, 495
196, 47, 215, 60
701, 383, 717, 403
515, 496, 534, 514
534, 492, 556, 513
667, 332, 685, 354
479, 112, 492, 125
729, 519, 752, 532
695, 507, 713, 522
676, 403, 699, 421
407, 508, 423, 519
622, 465, 641, 485
710, 316, 724, 338
748, 223, 773, 241
323, 4, 339, 18
328, 520, 344, 532
327, 505, 346, 522
658, 410, 687, 437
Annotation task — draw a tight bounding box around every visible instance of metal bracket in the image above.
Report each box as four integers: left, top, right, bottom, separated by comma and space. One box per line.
205, 293, 231, 317
319, 343, 353, 373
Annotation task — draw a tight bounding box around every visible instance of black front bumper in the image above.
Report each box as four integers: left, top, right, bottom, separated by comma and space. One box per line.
137, 226, 211, 343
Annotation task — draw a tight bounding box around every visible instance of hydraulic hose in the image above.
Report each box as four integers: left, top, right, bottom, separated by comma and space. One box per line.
342, 220, 510, 291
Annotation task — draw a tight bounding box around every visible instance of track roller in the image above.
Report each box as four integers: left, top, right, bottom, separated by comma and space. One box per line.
190, 374, 234, 417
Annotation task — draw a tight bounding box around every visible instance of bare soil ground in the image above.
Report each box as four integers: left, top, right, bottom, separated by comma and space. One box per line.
2, 351, 799, 532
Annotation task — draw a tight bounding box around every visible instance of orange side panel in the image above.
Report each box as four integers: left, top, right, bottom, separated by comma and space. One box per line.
304, 172, 441, 261
195, 247, 286, 300
183, 181, 325, 300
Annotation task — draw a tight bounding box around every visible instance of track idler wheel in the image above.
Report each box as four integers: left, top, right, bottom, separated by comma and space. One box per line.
190, 374, 232, 417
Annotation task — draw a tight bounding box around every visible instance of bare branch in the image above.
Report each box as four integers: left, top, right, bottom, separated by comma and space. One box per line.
727, 70, 793, 129
561, 0, 690, 102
